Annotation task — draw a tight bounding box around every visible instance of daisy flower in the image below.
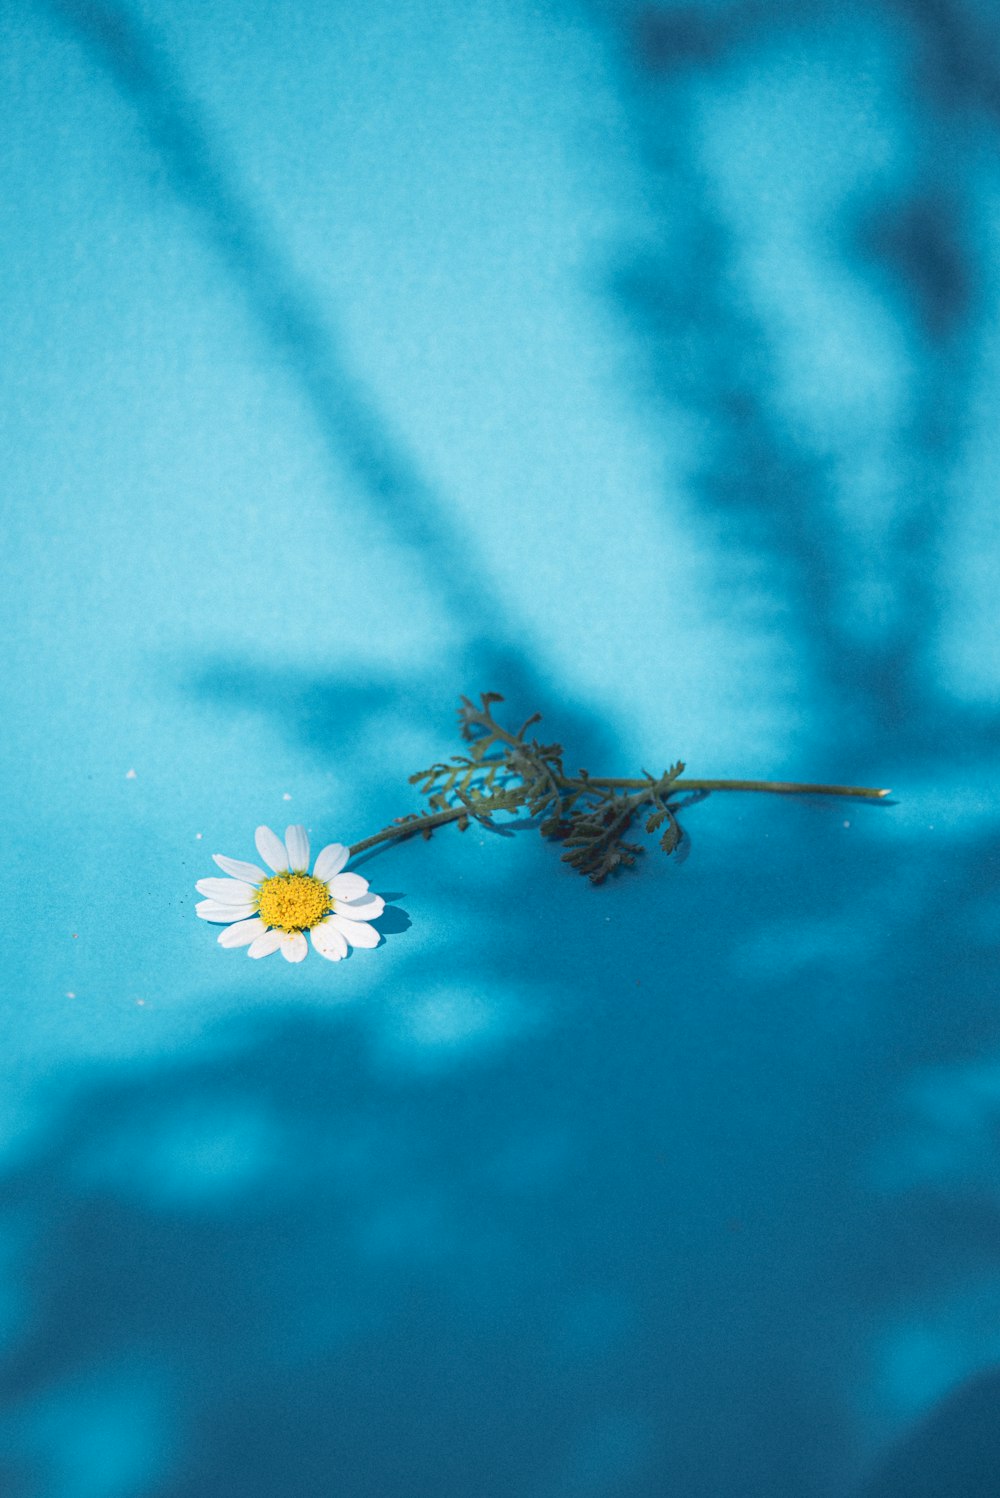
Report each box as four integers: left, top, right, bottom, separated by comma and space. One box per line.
195, 825, 385, 963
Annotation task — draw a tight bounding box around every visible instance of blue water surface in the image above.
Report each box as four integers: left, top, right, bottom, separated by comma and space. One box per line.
3, 1, 1000, 1494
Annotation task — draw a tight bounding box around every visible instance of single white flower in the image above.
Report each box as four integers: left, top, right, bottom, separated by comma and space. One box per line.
195, 825, 385, 963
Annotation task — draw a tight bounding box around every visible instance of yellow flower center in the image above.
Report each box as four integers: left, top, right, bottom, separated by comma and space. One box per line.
256, 873, 331, 932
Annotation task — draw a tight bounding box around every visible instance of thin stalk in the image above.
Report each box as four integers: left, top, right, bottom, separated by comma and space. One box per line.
586, 777, 890, 798
349, 775, 890, 856
350, 804, 467, 857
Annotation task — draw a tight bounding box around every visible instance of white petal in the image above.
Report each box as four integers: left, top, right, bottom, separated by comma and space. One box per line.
313, 843, 350, 881
196, 899, 257, 924
218, 917, 266, 948
212, 853, 267, 884
311, 920, 348, 961
255, 826, 289, 873
285, 825, 310, 871
330, 872, 370, 902
279, 931, 308, 963
329, 914, 380, 949
195, 878, 258, 904
332, 893, 385, 921
248, 929, 283, 959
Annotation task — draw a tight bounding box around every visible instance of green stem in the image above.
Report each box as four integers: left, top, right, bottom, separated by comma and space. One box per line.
349, 804, 468, 857
349, 775, 889, 856
588, 776, 891, 798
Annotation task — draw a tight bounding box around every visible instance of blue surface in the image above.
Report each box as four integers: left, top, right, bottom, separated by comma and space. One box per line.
3, 1, 1000, 1494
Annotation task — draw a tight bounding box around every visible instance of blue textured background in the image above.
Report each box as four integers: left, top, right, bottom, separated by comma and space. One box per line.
3, 2, 1000, 1494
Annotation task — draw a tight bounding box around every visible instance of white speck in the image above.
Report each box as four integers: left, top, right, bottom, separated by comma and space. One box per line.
125, 768, 137, 780
282, 793, 292, 801
65, 991, 76, 999
136, 999, 146, 1007
843, 820, 851, 828
195, 833, 202, 840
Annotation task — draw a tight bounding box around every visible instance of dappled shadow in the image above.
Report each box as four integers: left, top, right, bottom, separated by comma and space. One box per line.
41, 0, 520, 658
16, 0, 1000, 1492
854, 188, 974, 344
184, 652, 614, 773
0, 1005, 589, 1496
859, 1368, 1000, 1497
3, 813, 1000, 1493
618, 0, 1000, 760
610, 0, 1000, 1486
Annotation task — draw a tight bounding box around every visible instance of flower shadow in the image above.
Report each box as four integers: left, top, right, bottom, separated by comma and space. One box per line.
373, 903, 410, 939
